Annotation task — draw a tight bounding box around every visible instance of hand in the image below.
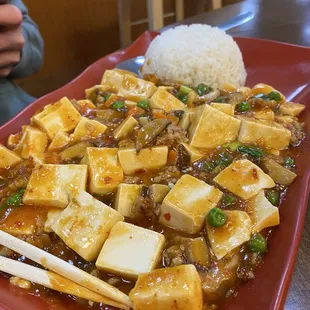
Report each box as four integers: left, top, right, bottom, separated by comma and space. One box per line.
0, 4, 24, 77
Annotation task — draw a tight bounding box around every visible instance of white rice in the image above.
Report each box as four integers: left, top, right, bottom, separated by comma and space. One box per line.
141, 24, 246, 88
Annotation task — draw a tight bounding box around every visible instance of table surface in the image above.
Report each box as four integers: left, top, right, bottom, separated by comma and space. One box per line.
164, 0, 310, 309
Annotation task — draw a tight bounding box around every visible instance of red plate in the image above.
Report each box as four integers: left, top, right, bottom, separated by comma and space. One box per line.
0, 31, 309, 310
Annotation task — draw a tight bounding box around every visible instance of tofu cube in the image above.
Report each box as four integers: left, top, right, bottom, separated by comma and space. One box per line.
189, 104, 241, 149
237, 116, 291, 150
52, 190, 124, 261
248, 191, 280, 232
114, 184, 143, 217
0, 144, 22, 169
101, 69, 136, 92
279, 102, 305, 116
81, 147, 123, 194
23, 164, 88, 208
118, 75, 157, 101
47, 131, 71, 152
159, 174, 223, 234
113, 116, 138, 140
71, 117, 107, 142
14, 126, 48, 159
149, 86, 186, 112
44, 209, 62, 233
96, 222, 165, 278
207, 210, 252, 259
213, 159, 275, 200
180, 143, 204, 162
129, 265, 203, 310
179, 108, 197, 130
253, 108, 275, 121
76, 99, 96, 109
118, 146, 168, 175
149, 184, 170, 203
210, 102, 235, 115
31, 97, 81, 139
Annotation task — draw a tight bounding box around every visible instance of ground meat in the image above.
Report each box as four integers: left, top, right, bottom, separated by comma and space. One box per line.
155, 123, 188, 147
247, 98, 279, 111
237, 251, 263, 281
152, 166, 181, 184
282, 120, 305, 146
163, 244, 187, 267
118, 139, 135, 149
123, 176, 143, 184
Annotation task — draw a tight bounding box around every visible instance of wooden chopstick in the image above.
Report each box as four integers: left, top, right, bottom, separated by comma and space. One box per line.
0, 230, 132, 308
0, 256, 129, 309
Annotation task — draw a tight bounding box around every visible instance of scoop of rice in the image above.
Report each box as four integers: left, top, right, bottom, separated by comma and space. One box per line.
141, 24, 246, 88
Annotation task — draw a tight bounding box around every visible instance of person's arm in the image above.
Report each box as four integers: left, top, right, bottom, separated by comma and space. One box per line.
8, 0, 43, 79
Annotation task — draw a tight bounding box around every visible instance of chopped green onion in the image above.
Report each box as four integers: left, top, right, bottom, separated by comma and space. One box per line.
238, 145, 264, 158
222, 194, 236, 206
266, 190, 280, 206
215, 152, 233, 167
196, 83, 211, 96
237, 101, 250, 112
177, 92, 188, 103
254, 93, 268, 100
267, 91, 281, 102
137, 100, 150, 111
208, 207, 227, 228
179, 85, 192, 94
222, 141, 242, 152
248, 233, 267, 253
104, 93, 111, 101
203, 161, 214, 171
211, 165, 225, 174
4, 188, 26, 207
283, 156, 295, 168
214, 96, 224, 103
111, 101, 125, 111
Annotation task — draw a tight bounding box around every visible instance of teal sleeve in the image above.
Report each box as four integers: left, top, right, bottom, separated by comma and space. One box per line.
8, 0, 44, 79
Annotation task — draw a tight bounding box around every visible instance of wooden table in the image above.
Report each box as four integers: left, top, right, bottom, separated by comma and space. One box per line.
163, 1, 310, 309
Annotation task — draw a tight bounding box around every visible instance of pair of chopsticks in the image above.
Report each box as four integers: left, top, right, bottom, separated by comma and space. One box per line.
0, 230, 131, 309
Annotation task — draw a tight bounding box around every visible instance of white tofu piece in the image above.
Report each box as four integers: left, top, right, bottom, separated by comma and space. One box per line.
279, 102, 305, 116
118, 74, 157, 101
113, 116, 138, 140
114, 184, 143, 217
71, 117, 107, 142
210, 103, 235, 116
118, 146, 168, 175
52, 190, 124, 261
250, 83, 285, 102
0, 144, 22, 169
237, 116, 291, 150
189, 104, 241, 149
129, 265, 203, 310
180, 143, 204, 162
81, 147, 123, 194
213, 159, 275, 200
23, 164, 88, 208
96, 222, 165, 278
149, 184, 170, 203
149, 86, 186, 112
47, 131, 71, 152
44, 209, 62, 233
248, 191, 280, 233
85, 85, 111, 99
179, 108, 196, 130
14, 126, 48, 159
101, 69, 136, 92
207, 210, 252, 260
159, 174, 223, 234
31, 97, 81, 139
253, 108, 275, 121
76, 99, 96, 109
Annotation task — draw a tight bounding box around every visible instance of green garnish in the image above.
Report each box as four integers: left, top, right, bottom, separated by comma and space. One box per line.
4, 188, 26, 207
238, 145, 264, 158
248, 233, 267, 253
215, 152, 233, 167
211, 165, 225, 174
266, 190, 280, 206
203, 161, 214, 171
196, 83, 211, 96
222, 194, 236, 206
283, 156, 294, 168
111, 101, 125, 111
179, 85, 192, 94
177, 92, 188, 103
267, 91, 281, 102
214, 96, 224, 103
237, 101, 250, 112
222, 141, 242, 152
208, 207, 227, 228
104, 93, 111, 101
137, 100, 150, 111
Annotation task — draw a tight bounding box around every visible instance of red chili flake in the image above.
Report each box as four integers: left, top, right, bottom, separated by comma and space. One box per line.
164, 213, 171, 221
104, 176, 113, 184
252, 168, 258, 180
